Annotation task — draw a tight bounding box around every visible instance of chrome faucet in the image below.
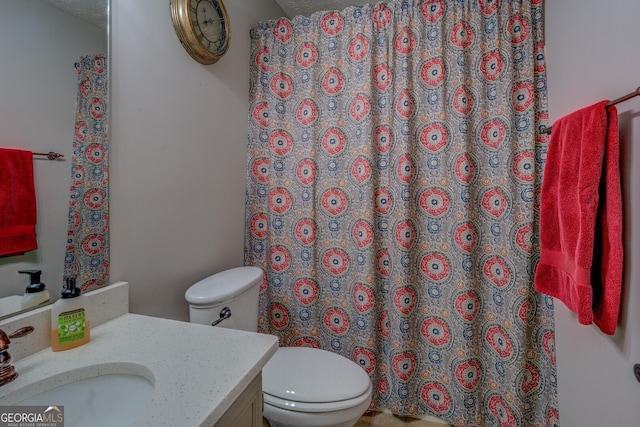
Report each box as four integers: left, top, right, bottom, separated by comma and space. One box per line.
0, 326, 34, 387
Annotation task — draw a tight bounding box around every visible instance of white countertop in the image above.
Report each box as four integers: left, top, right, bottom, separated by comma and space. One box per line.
0, 313, 279, 426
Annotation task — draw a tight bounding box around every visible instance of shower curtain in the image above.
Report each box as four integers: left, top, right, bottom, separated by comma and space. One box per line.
63, 54, 109, 292
246, 1, 558, 425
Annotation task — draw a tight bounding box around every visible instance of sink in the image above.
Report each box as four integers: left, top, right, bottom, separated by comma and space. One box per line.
0, 362, 155, 427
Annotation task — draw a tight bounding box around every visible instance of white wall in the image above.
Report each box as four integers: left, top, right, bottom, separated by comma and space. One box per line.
545, 1, 640, 425
0, 0, 106, 302
109, 0, 284, 320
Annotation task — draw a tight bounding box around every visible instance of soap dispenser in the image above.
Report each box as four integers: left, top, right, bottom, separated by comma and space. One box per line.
51, 277, 90, 351
18, 270, 50, 310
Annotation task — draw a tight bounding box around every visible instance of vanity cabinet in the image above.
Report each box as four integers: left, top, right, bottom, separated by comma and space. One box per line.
215, 373, 263, 427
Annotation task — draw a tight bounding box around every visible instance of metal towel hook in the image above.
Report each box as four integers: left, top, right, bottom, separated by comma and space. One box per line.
211, 307, 231, 327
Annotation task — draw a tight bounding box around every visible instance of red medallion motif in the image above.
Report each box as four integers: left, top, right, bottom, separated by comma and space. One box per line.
452, 85, 475, 116
454, 221, 478, 253
321, 12, 344, 36
352, 220, 374, 249
353, 283, 375, 313
374, 187, 393, 215
454, 153, 477, 184
375, 249, 391, 277
296, 42, 318, 68
321, 127, 347, 156
269, 73, 294, 99
419, 252, 451, 283
269, 188, 292, 214
349, 94, 371, 122
481, 187, 509, 219
420, 57, 446, 88
449, 21, 475, 49
373, 63, 392, 91
295, 158, 317, 186
419, 188, 451, 217
395, 89, 416, 119
273, 19, 293, 43
321, 67, 346, 96
269, 245, 291, 273
374, 125, 393, 154
293, 278, 319, 305
454, 290, 481, 322
391, 351, 417, 381
480, 118, 508, 150
512, 150, 535, 183
353, 347, 376, 374
296, 99, 319, 126
322, 248, 350, 276
323, 307, 350, 335
249, 212, 268, 239
252, 102, 270, 127
507, 14, 530, 45
269, 302, 291, 329
395, 27, 417, 55
351, 156, 372, 184
251, 157, 270, 183
268, 129, 293, 156
294, 218, 318, 246
420, 382, 452, 415
396, 153, 416, 184
419, 122, 450, 153
394, 220, 417, 250
454, 359, 483, 391
487, 395, 517, 427
321, 188, 349, 216
393, 286, 417, 316
372, 4, 392, 29
255, 46, 270, 72
511, 81, 535, 113
479, 50, 505, 82
377, 311, 390, 337
485, 324, 515, 360
348, 34, 369, 61
420, 0, 445, 23
483, 255, 512, 289
420, 316, 451, 348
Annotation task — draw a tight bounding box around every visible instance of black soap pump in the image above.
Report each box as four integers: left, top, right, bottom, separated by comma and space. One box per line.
18, 270, 50, 310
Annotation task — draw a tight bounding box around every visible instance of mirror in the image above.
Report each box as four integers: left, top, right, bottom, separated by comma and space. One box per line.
0, 0, 109, 319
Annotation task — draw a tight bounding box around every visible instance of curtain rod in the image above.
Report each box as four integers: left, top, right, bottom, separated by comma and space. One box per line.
540, 86, 640, 135
33, 151, 64, 160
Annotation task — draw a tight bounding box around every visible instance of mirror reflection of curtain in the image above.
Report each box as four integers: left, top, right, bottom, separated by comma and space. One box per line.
63, 54, 109, 292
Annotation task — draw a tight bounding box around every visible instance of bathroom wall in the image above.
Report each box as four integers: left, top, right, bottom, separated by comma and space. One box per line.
109, 0, 285, 320
0, 0, 107, 301
545, 0, 640, 425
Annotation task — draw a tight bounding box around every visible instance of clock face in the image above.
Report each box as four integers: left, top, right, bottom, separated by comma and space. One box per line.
190, 0, 228, 55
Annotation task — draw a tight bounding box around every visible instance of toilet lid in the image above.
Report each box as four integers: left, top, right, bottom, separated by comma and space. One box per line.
263, 347, 371, 404
185, 266, 263, 305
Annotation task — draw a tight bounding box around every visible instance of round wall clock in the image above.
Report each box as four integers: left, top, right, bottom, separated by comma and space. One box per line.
170, 0, 231, 64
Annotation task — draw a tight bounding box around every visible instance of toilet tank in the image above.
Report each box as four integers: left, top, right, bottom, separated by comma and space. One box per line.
185, 266, 263, 332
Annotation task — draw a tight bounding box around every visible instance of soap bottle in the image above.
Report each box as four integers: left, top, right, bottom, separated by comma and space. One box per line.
51, 277, 90, 351
18, 270, 50, 310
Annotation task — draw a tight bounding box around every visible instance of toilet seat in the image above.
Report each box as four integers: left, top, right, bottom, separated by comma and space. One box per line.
262, 347, 372, 413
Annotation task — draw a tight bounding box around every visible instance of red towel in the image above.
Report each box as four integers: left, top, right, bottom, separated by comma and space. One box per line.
0, 148, 38, 257
535, 101, 623, 335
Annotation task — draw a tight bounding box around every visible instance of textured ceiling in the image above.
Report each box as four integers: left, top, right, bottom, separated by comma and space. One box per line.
39, 0, 108, 29
274, 0, 381, 18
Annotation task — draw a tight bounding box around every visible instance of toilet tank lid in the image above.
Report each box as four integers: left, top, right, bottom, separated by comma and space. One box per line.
185, 266, 263, 306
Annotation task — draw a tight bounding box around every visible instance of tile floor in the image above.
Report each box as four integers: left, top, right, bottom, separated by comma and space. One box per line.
355, 411, 451, 427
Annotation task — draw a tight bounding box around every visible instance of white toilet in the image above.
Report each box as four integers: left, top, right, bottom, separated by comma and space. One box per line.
185, 266, 372, 427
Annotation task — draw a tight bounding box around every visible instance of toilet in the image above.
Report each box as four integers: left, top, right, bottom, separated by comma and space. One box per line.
185, 266, 372, 427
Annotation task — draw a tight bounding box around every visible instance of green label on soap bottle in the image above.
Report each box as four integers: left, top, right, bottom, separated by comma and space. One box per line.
58, 308, 86, 344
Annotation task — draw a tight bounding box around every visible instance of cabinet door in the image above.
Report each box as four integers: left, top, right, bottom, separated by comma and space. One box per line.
215, 373, 263, 427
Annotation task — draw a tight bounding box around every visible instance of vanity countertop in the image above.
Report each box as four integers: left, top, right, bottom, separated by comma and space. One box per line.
0, 313, 279, 426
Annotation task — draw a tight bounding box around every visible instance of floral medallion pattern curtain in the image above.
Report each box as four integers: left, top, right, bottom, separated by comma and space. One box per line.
63, 54, 109, 292
246, 1, 558, 425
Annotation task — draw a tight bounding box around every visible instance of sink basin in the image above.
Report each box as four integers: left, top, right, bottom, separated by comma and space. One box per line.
0, 362, 155, 427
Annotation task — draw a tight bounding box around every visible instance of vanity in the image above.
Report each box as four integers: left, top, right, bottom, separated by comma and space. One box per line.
0, 282, 278, 426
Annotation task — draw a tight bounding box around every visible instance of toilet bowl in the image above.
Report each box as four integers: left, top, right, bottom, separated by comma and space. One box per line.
185, 267, 372, 427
